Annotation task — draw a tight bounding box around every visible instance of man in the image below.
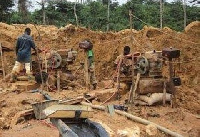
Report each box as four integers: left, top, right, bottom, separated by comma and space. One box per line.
79, 39, 97, 90
10, 27, 36, 82
114, 46, 132, 76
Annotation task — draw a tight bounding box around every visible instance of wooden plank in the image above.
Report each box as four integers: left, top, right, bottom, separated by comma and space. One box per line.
32, 100, 59, 120
17, 76, 29, 81
44, 105, 93, 118
60, 97, 84, 105
48, 110, 93, 118
13, 81, 40, 91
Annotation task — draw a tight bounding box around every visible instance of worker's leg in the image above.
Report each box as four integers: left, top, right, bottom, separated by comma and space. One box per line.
10, 61, 22, 82
89, 64, 97, 90
25, 62, 33, 81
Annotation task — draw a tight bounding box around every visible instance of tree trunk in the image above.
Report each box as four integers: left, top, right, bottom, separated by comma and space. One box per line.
42, 0, 46, 25
107, 0, 110, 31
18, 0, 28, 23
182, 0, 187, 29
160, 0, 163, 29
74, 0, 79, 26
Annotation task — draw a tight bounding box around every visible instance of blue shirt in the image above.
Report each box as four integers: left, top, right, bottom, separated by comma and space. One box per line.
16, 34, 36, 63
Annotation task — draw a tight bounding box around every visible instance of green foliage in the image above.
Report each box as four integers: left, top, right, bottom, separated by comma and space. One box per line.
0, 0, 14, 22
10, 12, 23, 23
5, 0, 200, 31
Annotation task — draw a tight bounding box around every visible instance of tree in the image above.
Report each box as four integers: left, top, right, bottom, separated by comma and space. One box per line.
5, 0, 199, 31
36, 0, 46, 25
0, 0, 14, 22
160, 0, 163, 28
18, 0, 31, 23
74, 0, 79, 26
182, 0, 187, 28
107, 0, 110, 31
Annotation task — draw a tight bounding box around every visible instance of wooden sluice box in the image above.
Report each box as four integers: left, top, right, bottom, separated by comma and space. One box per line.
43, 105, 94, 119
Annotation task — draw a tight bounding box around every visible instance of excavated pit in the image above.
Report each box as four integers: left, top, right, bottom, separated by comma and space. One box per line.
0, 21, 200, 137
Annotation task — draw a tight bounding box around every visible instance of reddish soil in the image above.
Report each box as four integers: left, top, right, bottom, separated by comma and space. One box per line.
0, 21, 199, 136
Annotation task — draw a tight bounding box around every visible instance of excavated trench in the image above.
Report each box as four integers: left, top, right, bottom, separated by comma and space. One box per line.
63, 119, 109, 137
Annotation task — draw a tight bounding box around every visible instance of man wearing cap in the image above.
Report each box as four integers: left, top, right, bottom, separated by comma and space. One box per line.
79, 39, 97, 90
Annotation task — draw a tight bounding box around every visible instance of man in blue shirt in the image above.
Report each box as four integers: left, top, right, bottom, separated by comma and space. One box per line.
10, 28, 36, 82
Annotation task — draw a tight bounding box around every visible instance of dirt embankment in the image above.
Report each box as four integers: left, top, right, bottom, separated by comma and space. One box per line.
0, 21, 199, 113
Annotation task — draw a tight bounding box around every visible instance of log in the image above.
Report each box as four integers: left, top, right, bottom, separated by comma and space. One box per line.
138, 93, 171, 106
138, 78, 164, 94
81, 102, 183, 137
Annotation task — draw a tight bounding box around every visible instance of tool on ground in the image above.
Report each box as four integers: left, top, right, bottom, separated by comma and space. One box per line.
0, 43, 5, 78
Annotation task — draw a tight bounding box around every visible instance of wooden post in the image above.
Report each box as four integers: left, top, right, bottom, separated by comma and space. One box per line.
57, 71, 61, 92
44, 52, 48, 73
0, 43, 5, 79
84, 51, 90, 91
116, 58, 122, 100
169, 58, 176, 107
128, 9, 135, 103
163, 78, 166, 106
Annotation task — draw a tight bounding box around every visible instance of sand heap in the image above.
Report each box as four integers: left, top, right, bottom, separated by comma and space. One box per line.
0, 21, 199, 113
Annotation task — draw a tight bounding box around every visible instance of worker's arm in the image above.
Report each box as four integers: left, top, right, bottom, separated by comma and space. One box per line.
29, 38, 38, 55
88, 56, 93, 67
31, 39, 36, 51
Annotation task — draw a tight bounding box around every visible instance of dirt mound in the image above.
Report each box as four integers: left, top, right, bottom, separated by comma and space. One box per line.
0, 22, 199, 114
185, 21, 200, 33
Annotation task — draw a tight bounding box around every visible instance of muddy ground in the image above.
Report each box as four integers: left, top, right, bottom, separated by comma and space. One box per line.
0, 21, 200, 137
